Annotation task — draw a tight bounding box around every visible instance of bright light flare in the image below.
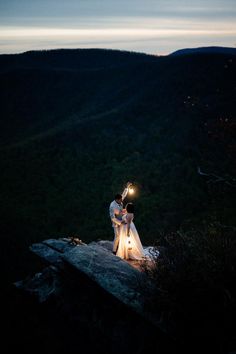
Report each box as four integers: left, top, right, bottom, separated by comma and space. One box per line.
128, 187, 135, 195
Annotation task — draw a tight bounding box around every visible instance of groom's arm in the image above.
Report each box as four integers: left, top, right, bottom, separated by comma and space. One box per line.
121, 182, 132, 201
121, 188, 128, 201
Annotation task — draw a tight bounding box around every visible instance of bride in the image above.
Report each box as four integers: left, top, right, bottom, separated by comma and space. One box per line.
116, 203, 145, 260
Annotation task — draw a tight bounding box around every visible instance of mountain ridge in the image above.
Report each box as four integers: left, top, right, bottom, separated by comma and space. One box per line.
170, 46, 236, 56
0, 48, 158, 73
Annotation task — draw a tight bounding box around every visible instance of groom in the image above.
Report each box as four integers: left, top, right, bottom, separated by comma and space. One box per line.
109, 182, 132, 254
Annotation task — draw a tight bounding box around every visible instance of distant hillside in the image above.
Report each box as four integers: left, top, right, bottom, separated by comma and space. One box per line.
0, 48, 235, 277
170, 46, 236, 56
0, 48, 157, 73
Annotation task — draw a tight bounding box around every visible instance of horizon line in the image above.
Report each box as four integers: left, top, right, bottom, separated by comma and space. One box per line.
1, 44, 236, 57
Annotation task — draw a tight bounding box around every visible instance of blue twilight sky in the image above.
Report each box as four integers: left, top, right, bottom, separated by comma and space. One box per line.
0, 0, 236, 55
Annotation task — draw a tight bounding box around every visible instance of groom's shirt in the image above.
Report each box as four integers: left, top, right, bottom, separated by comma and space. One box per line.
109, 187, 128, 228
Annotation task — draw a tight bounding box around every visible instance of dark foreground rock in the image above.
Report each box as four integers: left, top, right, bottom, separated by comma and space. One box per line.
13, 238, 178, 354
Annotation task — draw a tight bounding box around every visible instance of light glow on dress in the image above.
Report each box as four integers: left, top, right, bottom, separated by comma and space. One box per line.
127, 235, 132, 250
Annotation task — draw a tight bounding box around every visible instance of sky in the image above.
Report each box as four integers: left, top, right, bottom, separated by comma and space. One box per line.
0, 0, 236, 55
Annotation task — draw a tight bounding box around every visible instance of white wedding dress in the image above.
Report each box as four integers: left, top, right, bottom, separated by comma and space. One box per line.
116, 213, 145, 260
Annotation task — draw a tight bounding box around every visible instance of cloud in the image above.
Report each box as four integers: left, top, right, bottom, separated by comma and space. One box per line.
0, 19, 236, 55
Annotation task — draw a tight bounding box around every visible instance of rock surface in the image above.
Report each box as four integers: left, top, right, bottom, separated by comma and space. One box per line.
15, 265, 60, 302
15, 238, 161, 329
63, 243, 147, 313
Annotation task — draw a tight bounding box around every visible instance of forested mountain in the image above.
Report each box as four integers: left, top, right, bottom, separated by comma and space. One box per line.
0, 48, 235, 272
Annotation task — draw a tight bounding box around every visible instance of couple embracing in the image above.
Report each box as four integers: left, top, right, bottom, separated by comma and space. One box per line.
109, 182, 145, 260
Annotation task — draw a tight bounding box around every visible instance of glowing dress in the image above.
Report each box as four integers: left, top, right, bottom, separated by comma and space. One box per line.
116, 213, 145, 260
